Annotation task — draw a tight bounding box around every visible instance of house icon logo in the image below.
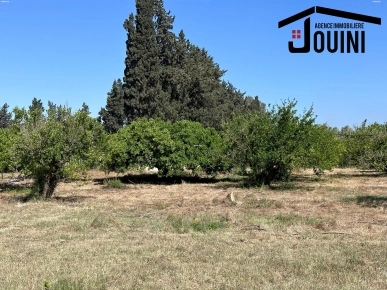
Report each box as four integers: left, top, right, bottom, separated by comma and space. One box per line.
278, 6, 381, 53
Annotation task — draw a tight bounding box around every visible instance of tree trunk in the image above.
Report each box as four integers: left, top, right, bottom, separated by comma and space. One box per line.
43, 164, 59, 198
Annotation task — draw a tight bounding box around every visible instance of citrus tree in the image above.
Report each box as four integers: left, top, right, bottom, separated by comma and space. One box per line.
102, 118, 176, 176
0, 128, 16, 179
301, 124, 345, 175
223, 99, 342, 185
13, 104, 104, 198
168, 120, 228, 176
341, 121, 387, 172
102, 118, 228, 177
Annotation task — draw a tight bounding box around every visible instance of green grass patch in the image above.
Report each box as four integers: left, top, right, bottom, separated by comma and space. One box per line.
44, 277, 107, 290
0, 184, 31, 194
243, 194, 276, 209
90, 215, 112, 229
166, 214, 228, 233
244, 213, 322, 229
103, 178, 126, 189
273, 214, 321, 226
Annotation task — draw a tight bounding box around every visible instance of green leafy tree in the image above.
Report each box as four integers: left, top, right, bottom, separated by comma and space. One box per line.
341, 121, 387, 172
46, 101, 67, 121
169, 120, 228, 175
301, 124, 345, 175
102, 118, 227, 177
0, 128, 16, 178
337, 125, 354, 167
13, 103, 104, 198
223, 99, 341, 185
365, 122, 387, 172
98, 79, 127, 133
102, 118, 176, 176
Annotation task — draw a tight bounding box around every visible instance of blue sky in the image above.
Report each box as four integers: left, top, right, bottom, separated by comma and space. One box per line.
0, 0, 385, 129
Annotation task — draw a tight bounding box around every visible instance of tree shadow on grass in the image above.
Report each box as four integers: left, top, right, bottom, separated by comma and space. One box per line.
343, 195, 387, 207
94, 173, 241, 186
53, 195, 96, 203
327, 172, 386, 179
4, 192, 96, 204
292, 170, 386, 182
207, 182, 245, 190
207, 179, 311, 192
355, 195, 387, 207
203, 175, 316, 191
1, 182, 95, 204
268, 182, 310, 191
292, 175, 324, 183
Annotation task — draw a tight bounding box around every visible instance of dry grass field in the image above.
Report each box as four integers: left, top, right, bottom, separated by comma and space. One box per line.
1, 168, 387, 289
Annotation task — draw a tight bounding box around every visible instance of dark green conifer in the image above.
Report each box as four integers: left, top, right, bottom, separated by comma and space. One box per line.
123, 0, 164, 122
81, 102, 90, 114
116, 0, 266, 130
28, 98, 45, 124
98, 79, 126, 133
0, 103, 12, 128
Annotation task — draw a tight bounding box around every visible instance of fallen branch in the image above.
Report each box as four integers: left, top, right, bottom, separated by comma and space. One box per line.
242, 225, 267, 231
322, 232, 355, 236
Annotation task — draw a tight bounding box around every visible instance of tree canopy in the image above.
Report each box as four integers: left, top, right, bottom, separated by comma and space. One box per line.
339, 120, 387, 172
101, 118, 227, 177
99, 0, 265, 131
223, 100, 344, 185
12, 102, 104, 198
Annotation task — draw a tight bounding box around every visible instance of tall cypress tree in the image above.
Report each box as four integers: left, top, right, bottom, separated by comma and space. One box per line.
123, 0, 164, 122
154, 0, 175, 66
98, 79, 126, 133
0, 103, 12, 129
117, 0, 265, 130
